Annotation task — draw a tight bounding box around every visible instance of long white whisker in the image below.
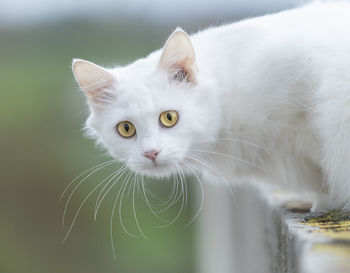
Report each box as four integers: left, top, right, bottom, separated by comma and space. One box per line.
158, 173, 180, 209
186, 153, 236, 201
143, 182, 164, 204
186, 153, 228, 184
188, 149, 268, 171
180, 166, 189, 209
60, 159, 117, 200
140, 175, 169, 222
94, 166, 128, 219
192, 138, 263, 149
174, 162, 187, 210
62, 160, 116, 226
110, 171, 133, 259
133, 175, 148, 239
155, 172, 182, 214
163, 177, 178, 206
157, 163, 185, 228
118, 172, 140, 238
182, 159, 205, 227
62, 177, 107, 243
95, 165, 127, 206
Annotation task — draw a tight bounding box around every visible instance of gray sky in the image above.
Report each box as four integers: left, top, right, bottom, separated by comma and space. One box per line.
0, 0, 306, 25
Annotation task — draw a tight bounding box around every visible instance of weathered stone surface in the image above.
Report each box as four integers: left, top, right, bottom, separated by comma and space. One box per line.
197, 183, 350, 273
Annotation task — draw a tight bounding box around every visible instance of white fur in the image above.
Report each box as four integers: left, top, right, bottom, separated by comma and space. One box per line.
74, 1, 350, 211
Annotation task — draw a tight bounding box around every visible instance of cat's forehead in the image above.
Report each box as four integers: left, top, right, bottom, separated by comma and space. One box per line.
113, 81, 185, 113
115, 75, 163, 105
114, 71, 186, 108
117, 53, 160, 81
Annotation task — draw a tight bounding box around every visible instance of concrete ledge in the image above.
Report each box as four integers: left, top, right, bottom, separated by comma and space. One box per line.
276, 203, 350, 273
197, 183, 350, 273
261, 190, 350, 273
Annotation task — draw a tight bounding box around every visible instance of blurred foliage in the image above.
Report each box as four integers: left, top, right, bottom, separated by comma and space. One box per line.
0, 19, 195, 273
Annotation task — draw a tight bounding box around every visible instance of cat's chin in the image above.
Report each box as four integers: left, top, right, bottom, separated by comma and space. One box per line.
129, 162, 177, 178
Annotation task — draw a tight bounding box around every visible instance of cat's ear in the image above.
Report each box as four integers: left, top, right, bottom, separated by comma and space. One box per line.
158, 28, 197, 84
72, 59, 116, 104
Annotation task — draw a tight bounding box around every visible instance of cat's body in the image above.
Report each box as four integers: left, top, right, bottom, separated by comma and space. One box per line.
73, 1, 350, 211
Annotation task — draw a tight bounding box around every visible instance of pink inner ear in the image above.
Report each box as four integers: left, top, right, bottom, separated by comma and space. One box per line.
73, 60, 116, 104
170, 58, 197, 84
158, 30, 198, 84
84, 78, 115, 104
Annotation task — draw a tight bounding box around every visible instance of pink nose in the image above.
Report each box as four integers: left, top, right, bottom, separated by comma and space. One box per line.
144, 149, 160, 160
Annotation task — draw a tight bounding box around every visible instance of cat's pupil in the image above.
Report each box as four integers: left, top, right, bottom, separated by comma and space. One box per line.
167, 113, 172, 121
124, 123, 130, 132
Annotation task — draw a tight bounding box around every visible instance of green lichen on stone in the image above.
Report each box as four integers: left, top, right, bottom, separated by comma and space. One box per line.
304, 211, 350, 224
300, 212, 350, 258
301, 211, 350, 240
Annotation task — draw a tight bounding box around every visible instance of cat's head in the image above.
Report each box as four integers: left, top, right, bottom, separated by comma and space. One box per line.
72, 29, 221, 178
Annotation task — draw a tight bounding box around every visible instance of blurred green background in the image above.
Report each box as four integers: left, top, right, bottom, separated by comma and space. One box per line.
0, 21, 197, 273
0, 1, 300, 272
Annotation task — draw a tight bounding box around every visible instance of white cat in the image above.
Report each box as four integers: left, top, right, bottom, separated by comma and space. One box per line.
72, 1, 350, 212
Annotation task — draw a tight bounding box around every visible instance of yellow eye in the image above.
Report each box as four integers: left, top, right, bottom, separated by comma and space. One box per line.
116, 121, 136, 138
159, 110, 179, 128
